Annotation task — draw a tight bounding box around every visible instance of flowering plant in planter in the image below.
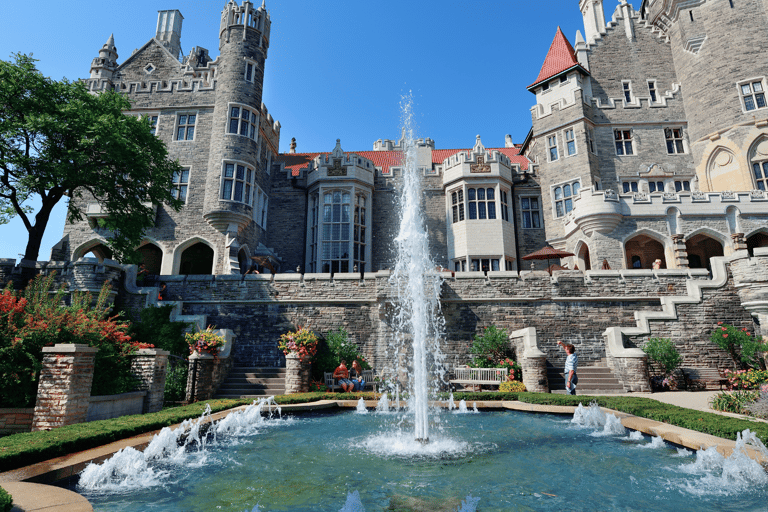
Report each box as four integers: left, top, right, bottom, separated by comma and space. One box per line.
498, 358, 522, 381
278, 326, 318, 363
185, 326, 225, 357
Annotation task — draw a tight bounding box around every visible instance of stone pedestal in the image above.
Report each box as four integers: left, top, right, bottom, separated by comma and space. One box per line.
130, 349, 170, 413
522, 356, 549, 393
603, 327, 651, 392
32, 344, 98, 431
285, 353, 310, 394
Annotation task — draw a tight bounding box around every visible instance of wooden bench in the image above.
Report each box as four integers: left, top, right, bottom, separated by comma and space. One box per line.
680, 367, 729, 390
449, 367, 507, 391
324, 369, 376, 392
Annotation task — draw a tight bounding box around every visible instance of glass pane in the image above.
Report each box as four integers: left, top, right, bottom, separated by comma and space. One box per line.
468, 188, 476, 200
452, 206, 458, 223
322, 244, 330, 259
623, 182, 630, 193
452, 192, 457, 205
550, 148, 558, 161
683, 181, 690, 191
360, 227, 365, 240
568, 141, 575, 154
354, 228, 359, 242
242, 108, 249, 119
323, 205, 332, 222
624, 142, 633, 155
531, 198, 539, 209
179, 185, 187, 201
342, 204, 350, 223
354, 207, 359, 225
222, 180, 232, 200
631, 182, 638, 192
564, 184, 571, 197
573, 182, 580, 194
353, 245, 358, 260
757, 93, 767, 109
333, 191, 341, 203
181, 169, 189, 183
458, 190, 464, 202
234, 181, 243, 202
186, 127, 194, 140
331, 243, 339, 258
179, 115, 187, 125
333, 204, 341, 222
555, 187, 563, 199
246, 169, 252, 183
657, 181, 664, 191
758, 182, 766, 191
522, 197, 529, 210
472, 260, 479, 272
666, 140, 674, 153
478, 203, 486, 219
532, 212, 541, 228
188, 115, 196, 125
649, 182, 656, 193
229, 119, 238, 134
664, 128, 672, 139
676, 140, 684, 153
675, 181, 682, 192
323, 224, 331, 240
754, 82, 764, 92
616, 142, 624, 155
458, 204, 464, 221
231, 107, 239, 118
469, 202, 477, 219
341, 224, 349, 240
177, 127, 185, 140
340, 260, 349, 273
488, 202, 496, 219
240, 121, 248, 135
332, 224, 340, 241
523, 211, 531, 228
342, 193, 350, 203
742, 84, 753, 95
360, 209, 365, 225
565, 198, 572, 213
745, 96, 756, 111
236, 165, 245, 180
614, 130, 621, 141
556, 202, 564, 217
250, 124, 256, 139
763, 162, 768, 177
477, 188, 485, 200
492, 259, 500, 272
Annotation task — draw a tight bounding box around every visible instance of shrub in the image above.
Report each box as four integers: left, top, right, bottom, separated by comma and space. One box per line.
0, 274, 138, 406
468, 326, 513, 368
724, 369, 768, 390
710, 322, 766, 370
163, 360, 188, 404
311, 327, 369, 380
0, 485, 11, 512
498, 358, 522, 381
642, 337, 682, 377
126, 305, 189, 356
499, 380, 526, 392
309, 380, 328, 392
710, 390, 759, 414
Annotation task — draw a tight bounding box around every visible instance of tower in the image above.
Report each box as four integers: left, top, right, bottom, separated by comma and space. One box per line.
203, 1, 273, 245
89, 34, 118, 82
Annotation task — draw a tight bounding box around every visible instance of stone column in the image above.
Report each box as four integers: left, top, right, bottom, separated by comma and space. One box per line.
186, 353, 216, 402
130, 349, 170, 413
522, 356, 549, 393
671, 234, 689, 269
285, 353, 310, 394
32, 344, 98, 431
603, 327, 651, 392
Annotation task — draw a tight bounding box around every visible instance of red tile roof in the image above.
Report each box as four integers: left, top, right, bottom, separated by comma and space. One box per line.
278, 145, 529, 176
528, 27, 583, 90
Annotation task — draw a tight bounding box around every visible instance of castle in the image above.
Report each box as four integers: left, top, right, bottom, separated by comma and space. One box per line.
25, 0, 768, 392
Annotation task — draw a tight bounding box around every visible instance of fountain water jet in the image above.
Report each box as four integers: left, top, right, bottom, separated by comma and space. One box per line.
388, 93, 446, 443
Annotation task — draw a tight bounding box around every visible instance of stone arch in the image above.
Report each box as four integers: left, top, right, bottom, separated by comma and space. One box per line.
237, 244, 251, 274
747, 135, 768, 191
684, 229, 726, 270
172, 237, 217, 275
72, 239, 113, 263
573, 240, 591, 271
136, 240, 163, 276
622, 229, 670, 269
746, 228, 768, 256
705, 146, 741, 192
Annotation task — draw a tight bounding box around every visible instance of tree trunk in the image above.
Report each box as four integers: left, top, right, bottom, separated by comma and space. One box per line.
19, 199, 56, 286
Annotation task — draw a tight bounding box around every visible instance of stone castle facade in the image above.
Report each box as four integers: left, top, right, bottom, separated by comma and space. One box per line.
21, 0, 768, 389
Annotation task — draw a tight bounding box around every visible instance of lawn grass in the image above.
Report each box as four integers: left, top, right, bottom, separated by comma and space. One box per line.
1, 391, 765, 474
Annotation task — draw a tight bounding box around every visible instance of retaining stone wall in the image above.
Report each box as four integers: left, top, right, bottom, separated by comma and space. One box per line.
0, 409, 34, 435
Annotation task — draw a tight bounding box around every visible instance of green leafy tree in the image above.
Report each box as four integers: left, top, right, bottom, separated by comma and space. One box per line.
468, 325, 512, 368
311, 327, 369, 380
0, 53, 183, 264
642, 337, 682, 377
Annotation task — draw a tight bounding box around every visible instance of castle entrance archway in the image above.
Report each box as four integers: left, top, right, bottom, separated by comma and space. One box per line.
179, 243, 214, 275
576, 242, 591, 271
747, 231, 768, 256
685, 234, 724, 270
624, 234, 666, 269
137, 243, 163, 276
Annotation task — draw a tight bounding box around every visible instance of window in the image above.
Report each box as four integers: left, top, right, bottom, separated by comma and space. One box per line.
467, 187, 496, 220
586, 126, 596, 154
500, 190, 510, 222
221, 162, 254, 204
623, 81, 633, 103
753, 161, 768, 190
521, 196, 541, 228
454, 259, 466, 272
565, 128, 576, 156
740, 80, 766, 111
309, 194, 319, 272
648, 81, 657, 103
353, 195, 367, 272
648, 180, 665, 193
244, 61, 255, 83
228, 105, 257, 140
175, 113, 196, 140
674, 180, 691, 192
547, 135, 559, 161
622, 181, 639, 193
505, 259, 514, 271
321, 191, 351, 273
171, 168, 189, 202
451, 189, 465, 223
471, 259, 499, 273
614, 129, 634, 155
665, 128, 685, 154
252, 186, 268, 229
553, 180, 580, 217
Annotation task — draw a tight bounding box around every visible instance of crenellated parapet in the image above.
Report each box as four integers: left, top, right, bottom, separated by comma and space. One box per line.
220, 0, 271, 51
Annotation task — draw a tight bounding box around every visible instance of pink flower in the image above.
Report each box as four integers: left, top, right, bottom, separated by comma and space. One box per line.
723, 334, 728, 338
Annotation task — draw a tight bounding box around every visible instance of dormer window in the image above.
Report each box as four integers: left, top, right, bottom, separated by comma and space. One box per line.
542, 82, 550, 92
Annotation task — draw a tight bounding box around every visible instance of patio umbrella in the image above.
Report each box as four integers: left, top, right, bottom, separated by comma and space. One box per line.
250, 255, 276, 274
522, 246, 575, 274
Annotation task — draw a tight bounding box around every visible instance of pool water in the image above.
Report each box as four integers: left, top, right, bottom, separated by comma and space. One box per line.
78, 404, 768, 512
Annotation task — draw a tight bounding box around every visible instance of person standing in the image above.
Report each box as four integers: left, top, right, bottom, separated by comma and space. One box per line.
558, 341, 578, 395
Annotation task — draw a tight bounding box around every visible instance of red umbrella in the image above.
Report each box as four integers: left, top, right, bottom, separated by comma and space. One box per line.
522, 246, 575, 274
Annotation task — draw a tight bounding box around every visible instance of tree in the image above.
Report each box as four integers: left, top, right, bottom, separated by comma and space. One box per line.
0, 53, 182, 264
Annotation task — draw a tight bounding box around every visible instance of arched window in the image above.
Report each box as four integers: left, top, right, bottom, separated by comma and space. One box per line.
685, 234, 724, 270
625, 234, 665, 269
179, 242, 214, 275
137, 243, 162, 275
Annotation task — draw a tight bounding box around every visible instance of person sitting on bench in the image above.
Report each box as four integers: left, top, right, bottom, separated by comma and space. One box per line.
333, 360, 354, 393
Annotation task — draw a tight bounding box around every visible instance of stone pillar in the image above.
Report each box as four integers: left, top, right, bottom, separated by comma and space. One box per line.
730, 248, 768, 339
731, 233, 747, 251
130, 349, 170, 413
603, 327, 651, 392
285, 353, 310, 394
32, 344, 98, 431
671, 234, 689, 269
522, 356, 549, 393
186, 353, 216, 402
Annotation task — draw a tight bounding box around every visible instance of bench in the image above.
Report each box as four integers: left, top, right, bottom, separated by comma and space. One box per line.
680, 367, 729, 390
324, 369, 376, 392
449, 367, 507, 391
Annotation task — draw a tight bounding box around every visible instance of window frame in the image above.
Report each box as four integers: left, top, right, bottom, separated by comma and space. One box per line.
520, 195, 542, 229
586, 126, 597, 155
752, 160, 768, 191
622, 81, 633, 104
647, 80, 658, 103
547, 134, 559, 162
551, 179, 581, 218
664, 127, 686, 154
244, 59, 257, 83
466, 186, 497, 220
227, 103, 258, 140
171, 167, 190, 203
500, 189, 510, 222
565, 128, 577, 156
614, 129, 634, 156
174, 112, 197, 141
220, 160, 255, 205
739, 78, 767, 112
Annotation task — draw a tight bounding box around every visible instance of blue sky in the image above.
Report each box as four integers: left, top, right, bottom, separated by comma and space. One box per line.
0, 0, 600, 262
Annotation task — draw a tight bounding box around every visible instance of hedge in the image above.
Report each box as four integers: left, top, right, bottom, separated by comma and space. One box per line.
0, 486, 11, 512
2, 392, 767, 475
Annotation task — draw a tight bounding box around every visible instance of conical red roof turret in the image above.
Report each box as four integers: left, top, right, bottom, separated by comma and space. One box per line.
528, 27, 585, 90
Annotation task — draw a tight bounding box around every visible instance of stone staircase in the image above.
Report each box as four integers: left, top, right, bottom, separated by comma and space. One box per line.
547, 363, 625, 394
215, 367, 286, 398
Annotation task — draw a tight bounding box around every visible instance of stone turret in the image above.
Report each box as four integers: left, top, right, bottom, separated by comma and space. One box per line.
580, 0, 606, 44
89, 34, 118, 81
155, 10, 184, 60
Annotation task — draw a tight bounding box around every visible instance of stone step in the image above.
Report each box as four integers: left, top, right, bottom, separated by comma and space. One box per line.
215, 387, 286, 395
215, 390, 285, 398
220, 377, 285, 385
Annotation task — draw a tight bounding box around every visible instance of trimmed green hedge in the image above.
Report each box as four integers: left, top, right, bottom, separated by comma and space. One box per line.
0, 485, 11, 512
0, 399, 250, 473
2, 392, 767, 475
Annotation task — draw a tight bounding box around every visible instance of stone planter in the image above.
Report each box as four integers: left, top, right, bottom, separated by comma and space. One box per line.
285, 353, 310, 394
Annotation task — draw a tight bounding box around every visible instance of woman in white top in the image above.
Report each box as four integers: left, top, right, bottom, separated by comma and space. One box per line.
558, 341, 578, 395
